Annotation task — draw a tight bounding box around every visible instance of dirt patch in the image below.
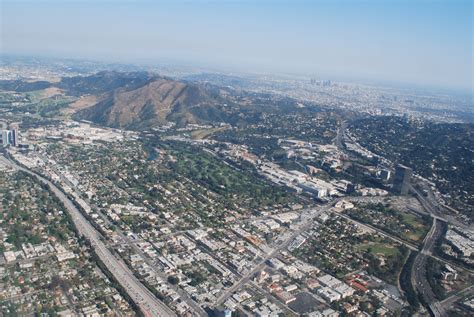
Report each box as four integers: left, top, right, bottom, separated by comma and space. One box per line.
62, 95, 98, 115
25, 77, 61, 83
40, 87, 64, 99
190, 127, 227, 140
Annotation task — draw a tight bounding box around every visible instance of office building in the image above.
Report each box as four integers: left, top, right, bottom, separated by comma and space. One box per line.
0, 129, 19, 147
11, 129, 18, 146
393, 164, 412, 195
1, 130, 12, 146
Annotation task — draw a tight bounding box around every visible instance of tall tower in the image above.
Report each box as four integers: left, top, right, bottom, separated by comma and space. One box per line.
393, 164, 412, 195
11, 129, 18, 146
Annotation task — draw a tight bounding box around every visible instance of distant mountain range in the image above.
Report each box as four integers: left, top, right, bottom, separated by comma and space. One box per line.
1, 71, 243, 129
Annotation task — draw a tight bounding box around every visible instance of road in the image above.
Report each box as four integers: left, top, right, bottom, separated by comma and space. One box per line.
124, 232, 207, 317
411, 219, 444, 316
0, 155, 176, 317
410, 186, 452, 317
333, 119, 347, 150
412, 185, 468, 230
428, 283, 474, 317
336, 212, 419, 251
332, 124, 470, 316
249, 280, 299, 315
37, 152, 206, 317
339, 188, 471, 317
438, 285, 474, 307
214, 205, 326, 306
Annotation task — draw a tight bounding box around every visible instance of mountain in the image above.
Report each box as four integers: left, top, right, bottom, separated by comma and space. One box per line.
57, 71, 155, 96
73, 73, 233, 129
1, 71, 303, 129
0, 80, 52, 92
0, 71, 153, 95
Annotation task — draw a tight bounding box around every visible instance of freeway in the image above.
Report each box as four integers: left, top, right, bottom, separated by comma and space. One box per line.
410, 186, 453, 317
412, 185, 469, 230
37, 152, 206, 317
411, 218, 444, 316
116, 230, 207, 317
333, 119, 347, 150
0, 155, 176, 317
332, 123, 470, 316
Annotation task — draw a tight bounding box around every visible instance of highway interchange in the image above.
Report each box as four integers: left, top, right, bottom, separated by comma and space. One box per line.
335, 120, 473, 317
2, 125, 473, 317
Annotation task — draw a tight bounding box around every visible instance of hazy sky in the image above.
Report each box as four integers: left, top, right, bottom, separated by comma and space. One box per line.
1, 0, 473, 91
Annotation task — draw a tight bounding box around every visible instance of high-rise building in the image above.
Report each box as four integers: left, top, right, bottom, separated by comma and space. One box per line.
393, 164, 412, 195
11, 129, 18, 146
1, 130, 12, 146
0, 129, 18, 146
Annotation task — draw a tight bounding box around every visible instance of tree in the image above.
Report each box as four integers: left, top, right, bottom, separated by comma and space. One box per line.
167, 275, 179, 285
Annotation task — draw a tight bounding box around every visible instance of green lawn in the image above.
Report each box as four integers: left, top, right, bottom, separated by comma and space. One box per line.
348, 203, 431, 245
401, 213, 429, 242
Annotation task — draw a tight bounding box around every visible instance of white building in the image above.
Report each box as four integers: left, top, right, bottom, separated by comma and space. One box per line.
317, 286, 341, 302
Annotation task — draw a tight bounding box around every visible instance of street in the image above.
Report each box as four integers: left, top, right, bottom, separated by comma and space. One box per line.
0, 155, 176, 317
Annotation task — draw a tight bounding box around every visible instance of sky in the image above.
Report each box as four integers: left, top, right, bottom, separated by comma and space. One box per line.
1, 0, 473, 91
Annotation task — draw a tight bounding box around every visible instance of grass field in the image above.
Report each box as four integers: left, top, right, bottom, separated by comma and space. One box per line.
356, 242, 400, 257
347, 203, 431, 245
25, 90, 43, 101
401, 213, 430, 242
